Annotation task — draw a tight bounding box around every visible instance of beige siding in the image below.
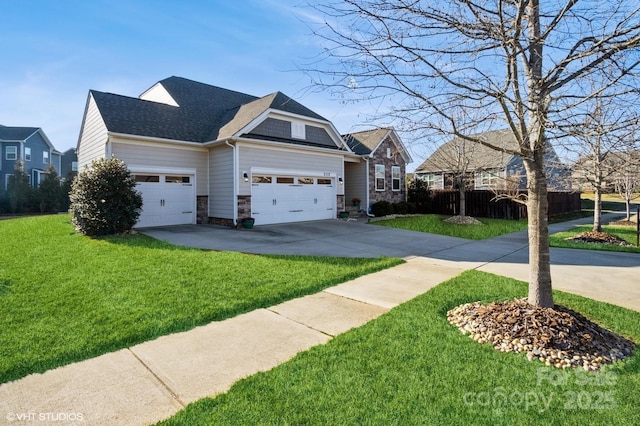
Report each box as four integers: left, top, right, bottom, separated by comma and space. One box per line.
111, 139, 208, 195
209, 144, 235, 219
238, 144, 344, 195
77, 95, 108, 171
344, 160, 367, 206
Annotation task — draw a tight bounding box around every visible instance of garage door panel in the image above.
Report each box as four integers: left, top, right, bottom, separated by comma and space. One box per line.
134, 174, 195, 228
251, 175, 335, 225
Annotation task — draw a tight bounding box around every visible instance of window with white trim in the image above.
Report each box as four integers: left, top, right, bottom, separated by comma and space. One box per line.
375, 164, 385, 191
291, 121, 306, 139
479, 170, 499, 187
43, 151, 49, 165
25, 147, 31, 161
6, 146, 17, 161
391, 166, 401, 191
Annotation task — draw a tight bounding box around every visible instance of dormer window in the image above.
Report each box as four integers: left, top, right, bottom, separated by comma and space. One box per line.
291, 121, 306, 140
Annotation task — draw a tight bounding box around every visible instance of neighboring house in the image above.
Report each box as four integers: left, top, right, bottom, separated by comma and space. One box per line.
571, 150, 640, 192
76, 76, 412, 227
0, 125, 62, 189
60, 148, 78, 179
415, 129, 570, 191
343, 128, 412, 210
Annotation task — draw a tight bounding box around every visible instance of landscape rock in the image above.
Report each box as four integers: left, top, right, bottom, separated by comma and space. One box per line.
447, 298, 635, 370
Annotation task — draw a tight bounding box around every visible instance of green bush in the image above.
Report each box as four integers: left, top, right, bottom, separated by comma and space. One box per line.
371, 200, 394, 217
70, 157, 142, 236
6, 162, 35, 213
408, 179, 430, 213
38, 166, 65, 213
392, 201, 409, 215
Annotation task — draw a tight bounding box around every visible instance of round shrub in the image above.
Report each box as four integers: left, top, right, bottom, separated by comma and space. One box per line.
370, 200, 394, 217
70, 157, 143, 236
393, 201, 409, 215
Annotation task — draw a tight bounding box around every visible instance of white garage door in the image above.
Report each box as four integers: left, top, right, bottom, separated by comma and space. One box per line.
134, 174, 196, 228
251, 174, 335, 225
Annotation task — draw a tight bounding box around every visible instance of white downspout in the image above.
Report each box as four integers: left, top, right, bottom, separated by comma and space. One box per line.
225, 139, 238, 225
365, 157, 372, 216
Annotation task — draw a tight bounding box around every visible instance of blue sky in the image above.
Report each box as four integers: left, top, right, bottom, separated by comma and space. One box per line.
1, 1, 420, 166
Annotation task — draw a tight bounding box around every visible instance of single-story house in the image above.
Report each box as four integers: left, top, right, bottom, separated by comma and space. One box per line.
76, 76, 411, 227
414, 129, 570, 191
571, 150, 640, 192
0, 125, 62, 189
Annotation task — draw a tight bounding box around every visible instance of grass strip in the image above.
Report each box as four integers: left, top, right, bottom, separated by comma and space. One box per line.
0, 215, 401, 383
160, 271, 639, 425
373, 214, 528, 239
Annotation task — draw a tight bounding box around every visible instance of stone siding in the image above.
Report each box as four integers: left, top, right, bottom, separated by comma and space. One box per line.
368, 136, 407, 205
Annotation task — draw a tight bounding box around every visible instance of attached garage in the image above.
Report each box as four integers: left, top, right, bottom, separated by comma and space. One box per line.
134, 173, 196, 228
250, 173, 336, 225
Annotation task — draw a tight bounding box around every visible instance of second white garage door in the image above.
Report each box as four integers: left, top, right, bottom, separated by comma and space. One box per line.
251, 174, 336, 225
134, 173, 196, 228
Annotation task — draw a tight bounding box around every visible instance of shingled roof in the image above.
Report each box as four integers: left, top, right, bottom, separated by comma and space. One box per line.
90, 76, 329, 144
416, 129, 519, 173
0, 126, 40, 141
343, 128, 392, 155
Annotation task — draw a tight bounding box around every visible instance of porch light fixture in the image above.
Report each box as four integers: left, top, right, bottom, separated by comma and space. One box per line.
243, 171, 249, 182
338, 177, 343, 185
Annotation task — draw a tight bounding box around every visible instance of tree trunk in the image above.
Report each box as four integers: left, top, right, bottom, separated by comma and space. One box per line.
526, 162, 554, 308
459, 176, 466, 217
593, 189, 602, 232
626, 199, 631, 221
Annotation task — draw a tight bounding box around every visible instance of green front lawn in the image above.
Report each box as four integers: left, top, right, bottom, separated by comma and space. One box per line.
0, 215, 401, 384
160, 271, 640, 425
373, 214, 528, 239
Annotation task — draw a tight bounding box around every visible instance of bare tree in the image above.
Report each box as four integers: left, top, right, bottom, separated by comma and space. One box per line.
613, 150, 640, 221
305, 0, 640, 307
561, 95, 637, 232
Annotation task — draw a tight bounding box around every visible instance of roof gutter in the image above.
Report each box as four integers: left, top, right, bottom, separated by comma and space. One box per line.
107, 132, 206, 149
225, 139, 238, 226
214, 136, 362, 160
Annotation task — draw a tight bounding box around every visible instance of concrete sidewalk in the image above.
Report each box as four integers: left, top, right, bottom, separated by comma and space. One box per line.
0, 258, 466, 425
1, 213, 638, 425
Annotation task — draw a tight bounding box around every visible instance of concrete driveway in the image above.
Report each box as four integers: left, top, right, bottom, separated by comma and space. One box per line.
140, 219, 473, 259
141, 217, 640, 312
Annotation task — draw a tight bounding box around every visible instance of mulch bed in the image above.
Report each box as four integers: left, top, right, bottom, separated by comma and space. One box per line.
443, 215, 483, 225
566, 231, 631, 246
448, 299, 635, 370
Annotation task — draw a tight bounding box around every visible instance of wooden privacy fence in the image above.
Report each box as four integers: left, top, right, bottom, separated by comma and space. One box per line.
413, 190, 581, 220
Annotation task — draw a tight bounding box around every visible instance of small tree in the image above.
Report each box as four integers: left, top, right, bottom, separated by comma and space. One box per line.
70, 157, 143, 236
38, 165, 64, 213
613, 150, 640, 221
7, 161, 33, 214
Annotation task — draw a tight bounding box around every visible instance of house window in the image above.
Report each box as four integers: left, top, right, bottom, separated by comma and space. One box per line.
421, 174, 445, 189
317, 178, 332, 185
291, 121, 306, 139
252, 175, 272, 184
43, 151, 49, 165
25, 147, 31, 161
276, 177, 294, 184
5, 174, 14, 190
375, 164, 385, 191
392, 166, 401, 191
479, 170, 499, 187
72, 161, 78, 172
6, 146, 17, 161
134, 175, 160, 183
298, 177, 314, 184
